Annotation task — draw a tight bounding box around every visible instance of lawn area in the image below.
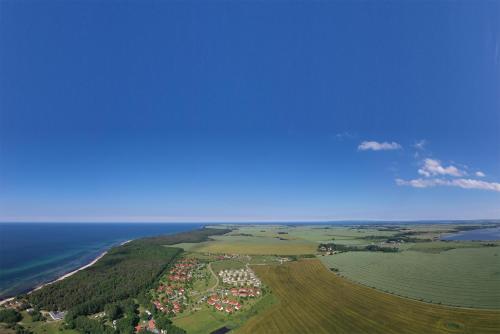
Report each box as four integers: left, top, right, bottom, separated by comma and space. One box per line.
319, 246, 500, 309
210, 259, 247, 273
192, 266, 217, 292
173, 308, 226, 334
236, 259, 500, 334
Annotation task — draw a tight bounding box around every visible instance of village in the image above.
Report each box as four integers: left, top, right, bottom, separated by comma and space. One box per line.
135, 255, 265, 333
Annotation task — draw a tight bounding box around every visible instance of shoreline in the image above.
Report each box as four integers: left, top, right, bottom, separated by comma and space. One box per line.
0, 239, 133, 305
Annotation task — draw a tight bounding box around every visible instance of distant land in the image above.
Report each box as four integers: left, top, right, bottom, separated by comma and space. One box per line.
1, 220, 500, 334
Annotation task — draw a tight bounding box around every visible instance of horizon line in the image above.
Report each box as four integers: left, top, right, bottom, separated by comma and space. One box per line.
1, 218, 499, 224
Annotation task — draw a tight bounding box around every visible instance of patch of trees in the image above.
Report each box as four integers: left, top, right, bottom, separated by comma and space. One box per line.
13, 324, 32, 334
318, 243, 398, 253
388, 232, 432, 243
364, 245, 398, 252
361, 231, 432, 243
230, 233, 253, 237
104, 304, 122, 321
69, 316, 115, 334
151, 306, 186, 334
30, 309, 45, 322
0, 309, 31, 334
0, 308, 22, 323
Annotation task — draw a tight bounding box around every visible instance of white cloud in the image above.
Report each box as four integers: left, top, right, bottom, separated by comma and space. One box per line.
475, 171, 486, 177
395, 178, 442, 188
335, 131, 355, 140
417, 158, 465, 177
414, 140, 427, 150
396, 178, 500, 192
358, 141, 402, 151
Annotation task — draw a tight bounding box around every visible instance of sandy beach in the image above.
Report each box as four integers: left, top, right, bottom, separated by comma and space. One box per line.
31, 240, 132, 292
0, 239, 134, 305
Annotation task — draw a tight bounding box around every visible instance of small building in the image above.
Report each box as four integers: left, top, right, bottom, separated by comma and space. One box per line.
48, 311, 66, 321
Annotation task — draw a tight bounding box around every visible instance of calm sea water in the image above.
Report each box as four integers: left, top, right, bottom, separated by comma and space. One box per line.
441, 226, 500, 241
0, 223, 202, 299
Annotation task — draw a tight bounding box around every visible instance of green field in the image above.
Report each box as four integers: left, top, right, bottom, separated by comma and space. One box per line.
210, 259, 247, 273
173, 225, 407, 255
192, 265, 217, 292
236, 259, 500, 334
178, 235, 317, 255
320, 245, 500, 309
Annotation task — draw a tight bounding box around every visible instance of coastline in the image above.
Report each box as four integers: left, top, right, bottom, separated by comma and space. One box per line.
0, 239, 133, 305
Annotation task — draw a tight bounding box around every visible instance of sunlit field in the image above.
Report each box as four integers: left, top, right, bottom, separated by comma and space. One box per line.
236, 259, 500, 334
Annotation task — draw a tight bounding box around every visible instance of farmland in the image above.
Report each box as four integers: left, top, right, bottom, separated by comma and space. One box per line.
236, 259, 500, 334
320, 246, 500, 309
172, 224, 500, 310
175, 234, 317, 255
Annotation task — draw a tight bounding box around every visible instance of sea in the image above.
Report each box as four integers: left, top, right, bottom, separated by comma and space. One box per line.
0, 223, 203, 300
440, 226, 500, 241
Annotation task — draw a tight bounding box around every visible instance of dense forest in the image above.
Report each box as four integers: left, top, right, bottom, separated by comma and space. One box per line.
28, 241, 181, 311
26, 227, 230, 333
140, 227, 231, 246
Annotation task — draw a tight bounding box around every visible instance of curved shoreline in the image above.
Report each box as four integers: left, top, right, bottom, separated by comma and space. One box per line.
0, 240, 133, 305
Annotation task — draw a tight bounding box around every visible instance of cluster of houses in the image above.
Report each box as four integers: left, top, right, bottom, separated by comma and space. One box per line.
206, 294, 242, 314
218, 268, 261, 288
152, 299, 182, 315
152, 258, 200, 316
318, 245, 339, 255
213, 253, 243, 260
167, 258, 198, 282
135, 319, 164, 334
1, 299, 30, 312
229, 287, 261, 298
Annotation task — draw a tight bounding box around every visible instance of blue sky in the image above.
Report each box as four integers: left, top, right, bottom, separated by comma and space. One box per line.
0, 1, 499, 222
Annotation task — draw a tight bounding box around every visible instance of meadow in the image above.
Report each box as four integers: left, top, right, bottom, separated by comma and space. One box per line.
7, 311, 80, 334
210, 259, 247, 272
236, 259, 500, 334
320, 245, 500, 309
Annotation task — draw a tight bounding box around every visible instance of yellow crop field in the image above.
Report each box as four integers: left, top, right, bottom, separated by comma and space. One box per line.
236, 259, 500, 334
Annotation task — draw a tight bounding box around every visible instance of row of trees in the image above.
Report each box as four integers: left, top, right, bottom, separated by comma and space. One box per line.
318, 243, 398, 253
